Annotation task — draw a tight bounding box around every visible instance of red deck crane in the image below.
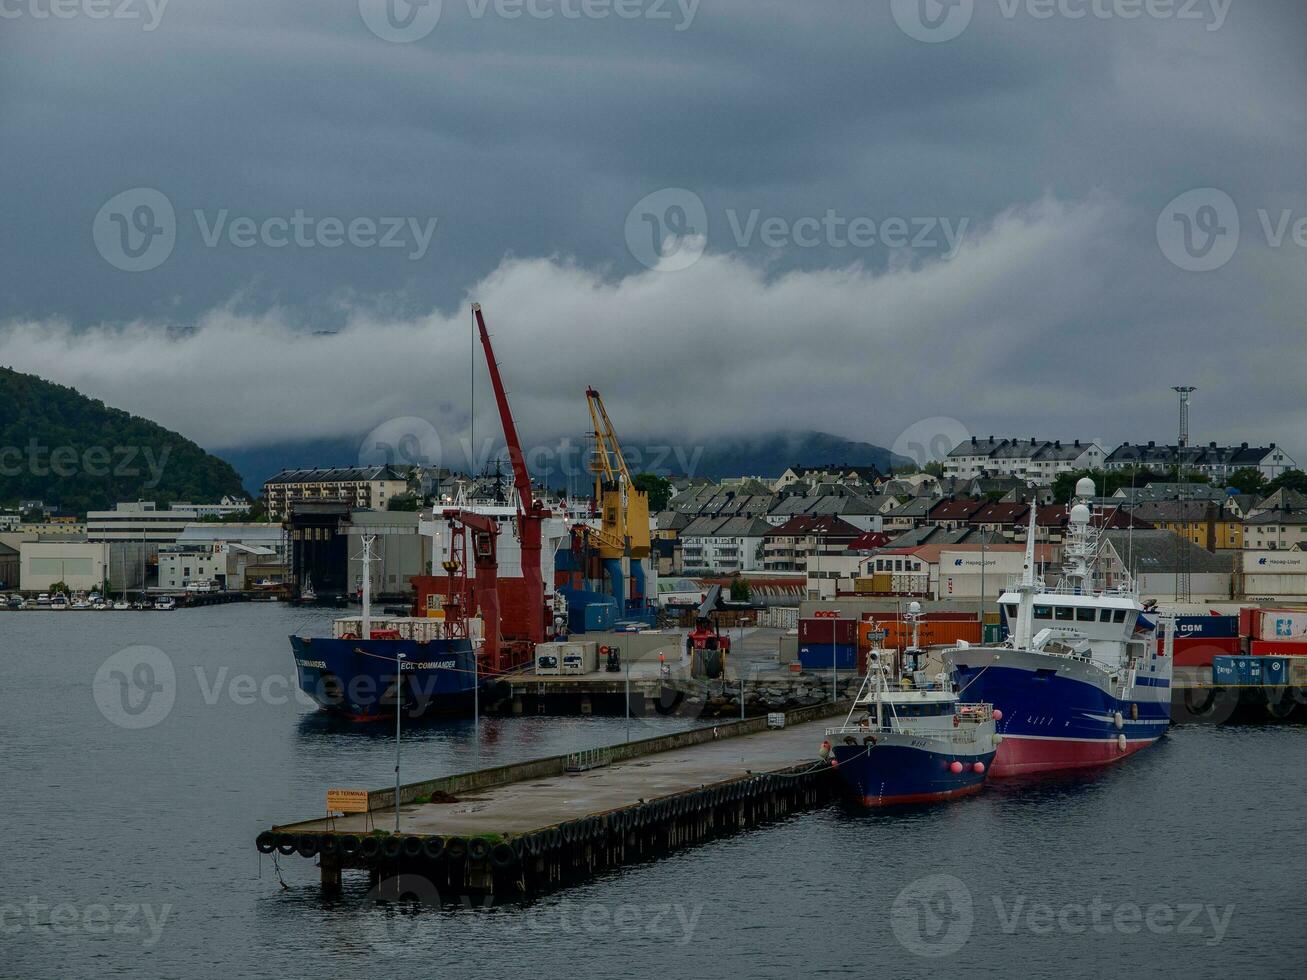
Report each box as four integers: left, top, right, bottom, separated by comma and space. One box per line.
472, 303, 550, 650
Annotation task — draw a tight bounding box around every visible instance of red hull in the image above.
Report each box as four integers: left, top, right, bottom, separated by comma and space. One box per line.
860, 782, 986, 807
990, 736, 1160, 777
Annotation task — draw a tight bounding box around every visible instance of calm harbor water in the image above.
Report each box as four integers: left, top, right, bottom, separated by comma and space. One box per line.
3, 603, 1305, 980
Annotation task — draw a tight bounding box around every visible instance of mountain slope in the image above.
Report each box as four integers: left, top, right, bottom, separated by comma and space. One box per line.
0, 367, 247, 512
221, 429, 905, 493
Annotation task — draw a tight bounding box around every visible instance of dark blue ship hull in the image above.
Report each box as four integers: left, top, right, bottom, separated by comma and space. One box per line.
830, 739, 996, 807
290, 635, 479, 721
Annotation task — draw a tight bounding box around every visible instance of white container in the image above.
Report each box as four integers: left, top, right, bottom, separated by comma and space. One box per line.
767, 713, 786, 729
535, 642, 563, 675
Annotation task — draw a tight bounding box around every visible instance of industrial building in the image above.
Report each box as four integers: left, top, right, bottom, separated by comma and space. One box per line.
19, 540, 111, 593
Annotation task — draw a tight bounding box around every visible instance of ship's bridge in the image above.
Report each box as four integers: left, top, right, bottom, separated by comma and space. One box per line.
997, 590, 1142, 642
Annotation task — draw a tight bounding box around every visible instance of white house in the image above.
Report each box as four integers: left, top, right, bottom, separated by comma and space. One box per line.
680, 516, 773, 574
945, 437, 1104, 485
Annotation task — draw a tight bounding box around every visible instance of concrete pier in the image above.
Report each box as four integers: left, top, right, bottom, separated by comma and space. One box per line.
257, 703, 843, 900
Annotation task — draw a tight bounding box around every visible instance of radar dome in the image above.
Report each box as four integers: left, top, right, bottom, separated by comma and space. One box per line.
908, 600, 922, 614
1075, 477, 1096, 499
1069, 503, 1092, 525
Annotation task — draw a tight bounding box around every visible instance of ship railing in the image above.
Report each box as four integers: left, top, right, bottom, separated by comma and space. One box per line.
565, 748, 611, 773
826, 723, 991, 745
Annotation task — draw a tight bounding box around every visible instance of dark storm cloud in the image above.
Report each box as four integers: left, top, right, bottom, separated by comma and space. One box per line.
1, 0, 1305, 457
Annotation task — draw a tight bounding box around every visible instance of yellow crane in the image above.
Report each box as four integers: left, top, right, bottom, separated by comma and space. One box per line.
585, 387, 650, 562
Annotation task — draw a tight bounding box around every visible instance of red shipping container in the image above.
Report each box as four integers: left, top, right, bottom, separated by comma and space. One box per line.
799, 618, 856, 645
1249, 639, 1307, 656
1170, 636, 1241, 668
1239, 606, 1254, 639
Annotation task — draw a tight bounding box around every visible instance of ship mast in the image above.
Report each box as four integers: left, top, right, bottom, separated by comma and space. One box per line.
360, 534, 375, 640
1013, 505, 1040, 650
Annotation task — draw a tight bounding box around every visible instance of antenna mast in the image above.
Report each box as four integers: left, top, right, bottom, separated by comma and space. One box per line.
1172, 385, 1196, 602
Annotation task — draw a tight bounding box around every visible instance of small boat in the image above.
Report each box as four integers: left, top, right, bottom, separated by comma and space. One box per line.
112, 600, 131, 611
93, 601, 109, 611
824, 606, 998, 807
50, 594, 69, 611
154, 596, 177, 611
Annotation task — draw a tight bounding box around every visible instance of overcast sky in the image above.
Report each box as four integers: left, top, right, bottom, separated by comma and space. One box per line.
1, 0, 1304, 467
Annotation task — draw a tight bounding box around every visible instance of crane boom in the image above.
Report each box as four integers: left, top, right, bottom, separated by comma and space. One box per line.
585, 387, 650, 563
471, 303, 547, 648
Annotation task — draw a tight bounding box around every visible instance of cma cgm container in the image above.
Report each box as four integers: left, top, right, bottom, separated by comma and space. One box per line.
799, 618, 857, 645
1173, 614, 1240, 640
798, 643, 857, 671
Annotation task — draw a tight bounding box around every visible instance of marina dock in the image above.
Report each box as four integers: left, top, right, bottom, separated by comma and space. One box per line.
257, 703, 844, 901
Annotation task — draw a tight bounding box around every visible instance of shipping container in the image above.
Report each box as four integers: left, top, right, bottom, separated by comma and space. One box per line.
983, 623, 1004, 645
1249, 639, 1307, 656
857, 619, 981, 650
798, 643, 858, 671
1171, 636, 1241, 668
799, 618, 857, 645
1173, 614, 1240, 640
1261, 656, 1290, 686
1251, 609, 1307, 642
1213, 655, 1263, 686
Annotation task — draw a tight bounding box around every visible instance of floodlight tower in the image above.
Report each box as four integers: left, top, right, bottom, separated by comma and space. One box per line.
1171, 385, 1196, 602
1172, 386, 1196, 449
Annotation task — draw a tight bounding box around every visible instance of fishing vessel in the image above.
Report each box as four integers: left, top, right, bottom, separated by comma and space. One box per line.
947, 479, 1174, 776
824, 607, 998, 806
290, 536, 485, 721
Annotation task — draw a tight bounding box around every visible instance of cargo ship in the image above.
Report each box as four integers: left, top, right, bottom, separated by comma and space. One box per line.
291, 536, 487, 721
825, 611, 997, 806
947, 479, 1175, 776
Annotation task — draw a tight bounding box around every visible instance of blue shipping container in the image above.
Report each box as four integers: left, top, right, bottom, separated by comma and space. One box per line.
1175, 615, 1240, 640
799, 643, 857, 671
1213, 655, 1263, 686
1261, 656, 1290, 686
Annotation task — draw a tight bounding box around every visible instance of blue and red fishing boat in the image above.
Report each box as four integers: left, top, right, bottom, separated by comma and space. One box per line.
825, 609, 998, 807
947, 479, 1175, 776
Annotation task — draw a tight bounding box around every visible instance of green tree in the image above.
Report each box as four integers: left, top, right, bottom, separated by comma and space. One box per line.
633, 473, 673, 511
386, 493, 421, 512
1226, 467, 1268, 495
1267, 469, 1307, 494
730, 577, 752, 601
922, 461, 945, 478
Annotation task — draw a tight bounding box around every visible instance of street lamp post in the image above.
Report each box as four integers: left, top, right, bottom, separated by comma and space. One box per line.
394, 650, 406, 834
